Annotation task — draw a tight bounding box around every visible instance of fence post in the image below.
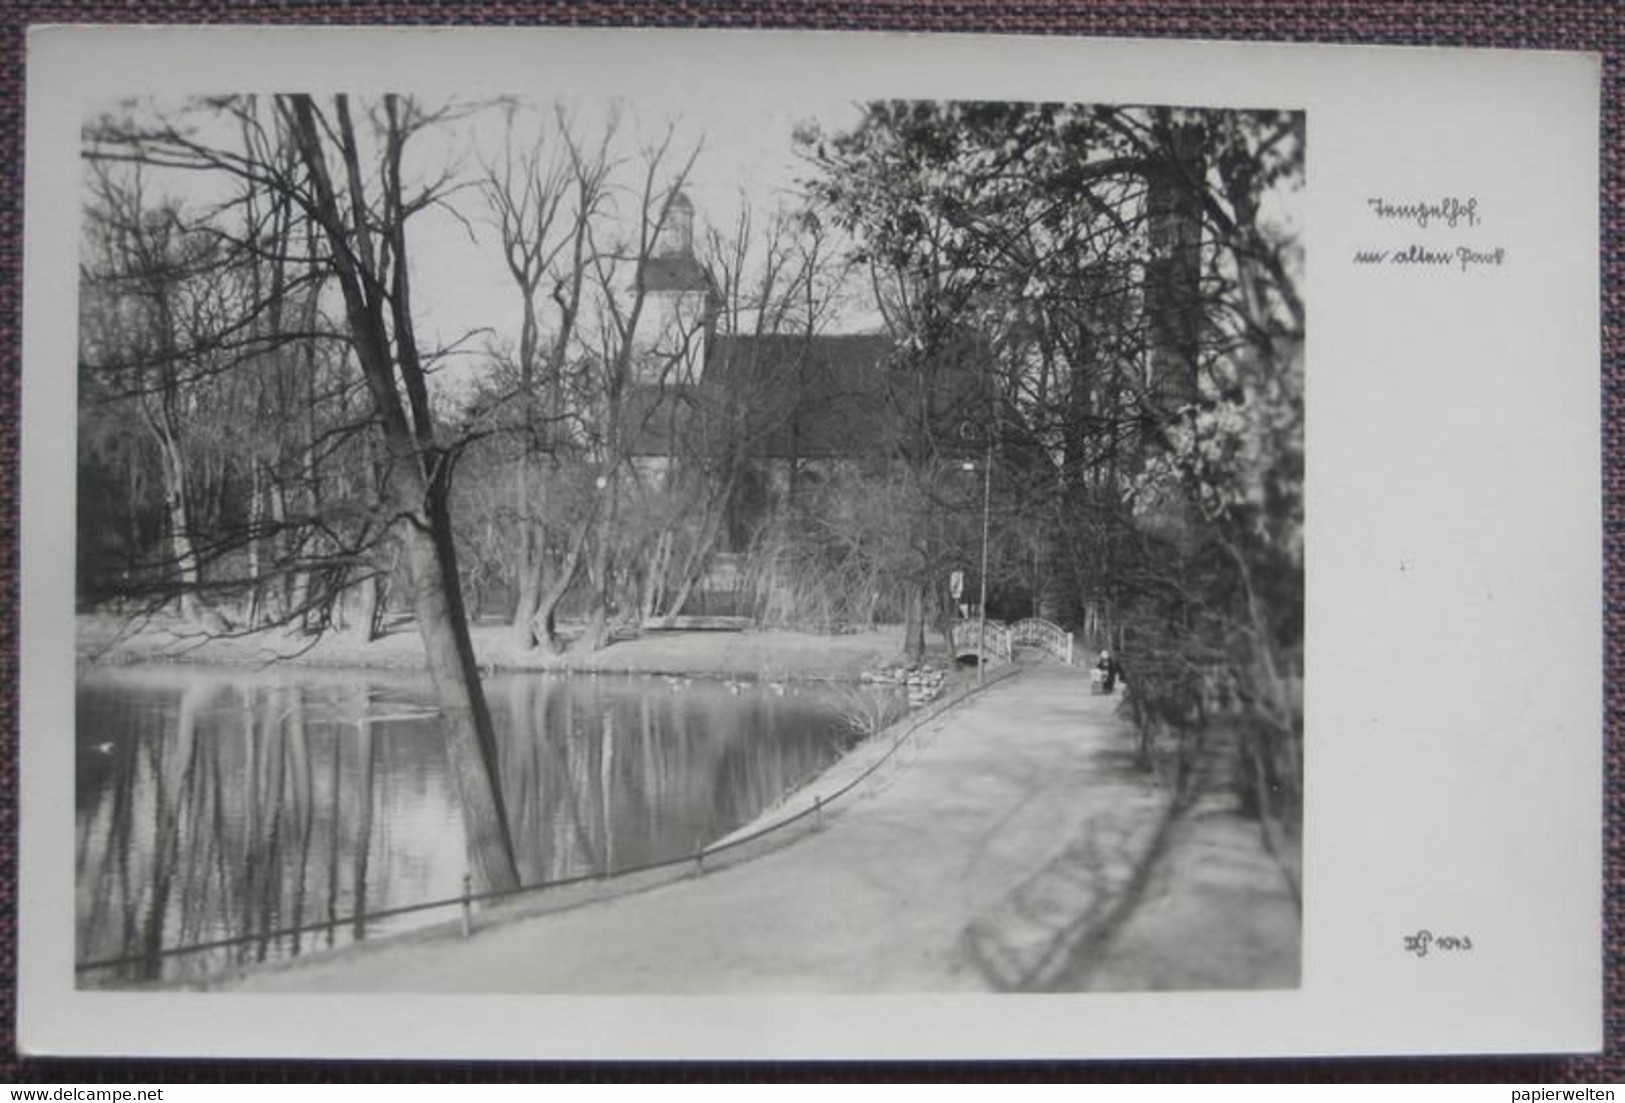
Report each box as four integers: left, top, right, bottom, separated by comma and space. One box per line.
1067, 632, 1074, 665
460, 873, 473, 938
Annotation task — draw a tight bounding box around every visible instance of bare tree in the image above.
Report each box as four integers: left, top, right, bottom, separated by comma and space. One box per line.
478, 105, 614, 651
81, 108, 387, 642
276, 93, 520, 891
84, 95, 524, 892
570, 126, 702, 651
635, 202, 840, 625
80, 164, 231, 630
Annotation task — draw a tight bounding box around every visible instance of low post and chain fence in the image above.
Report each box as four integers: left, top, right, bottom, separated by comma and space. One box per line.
75, 661, 1026, 983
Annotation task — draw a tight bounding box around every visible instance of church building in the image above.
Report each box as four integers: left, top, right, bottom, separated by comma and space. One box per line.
626, 191, 986, 557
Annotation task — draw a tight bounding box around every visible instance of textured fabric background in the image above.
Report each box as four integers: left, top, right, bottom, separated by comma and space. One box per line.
1, 0, 1616, 1083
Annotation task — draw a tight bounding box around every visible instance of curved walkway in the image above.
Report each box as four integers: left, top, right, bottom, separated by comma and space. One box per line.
226, 660, 1296, 993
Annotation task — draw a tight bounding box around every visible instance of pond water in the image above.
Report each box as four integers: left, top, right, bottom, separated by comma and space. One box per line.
75, 665, 891, 986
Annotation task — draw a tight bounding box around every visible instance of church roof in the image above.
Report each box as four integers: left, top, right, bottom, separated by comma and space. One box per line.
625, 331, 987, 462
706, 333, 896, 459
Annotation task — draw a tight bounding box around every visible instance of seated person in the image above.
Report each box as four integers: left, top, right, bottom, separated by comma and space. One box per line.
1095, 649, 1120, 694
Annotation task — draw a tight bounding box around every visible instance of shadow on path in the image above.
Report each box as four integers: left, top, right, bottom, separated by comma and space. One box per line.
220, 659, 1298, 993
962, 705, 1301, 992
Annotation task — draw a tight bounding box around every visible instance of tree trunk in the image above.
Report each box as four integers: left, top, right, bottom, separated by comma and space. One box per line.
658, 470, 737, 622
901, 576, 927, 665
246, 463, 264, 627
531, 520, 589, 655
932, 581, 957, 655
640, 528, 674, 624
1144, 114, 1207, 413
510, 529, 545, 650
506, 402, 549, 650
156, 433, 214, 628
1037, 526, 1072, 625
283, 93, 519, 894
352, 570, 384, 642
581, 596, 611, 653
395, 512, 520, 893
274, 484, 311, 630
581, 479, 618, 652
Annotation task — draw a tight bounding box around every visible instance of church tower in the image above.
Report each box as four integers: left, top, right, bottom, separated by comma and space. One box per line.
635, 190, 713, 384
656, 189, 695, 258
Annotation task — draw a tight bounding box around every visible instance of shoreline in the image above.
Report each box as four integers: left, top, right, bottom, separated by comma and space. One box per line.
708, 661, 1023, 849
181, 660, 1024, 992
211, 660, 1300, 997
76, 612, 926, 683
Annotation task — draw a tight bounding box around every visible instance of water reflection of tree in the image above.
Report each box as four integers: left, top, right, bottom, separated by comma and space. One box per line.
76, 698, 144, 974
78, 682, 219, 981
286, 689, 315, 956
501, 677, 602, 881
492, 678, 847, 879
77, 680, 382, 983
78, 674, 865, 985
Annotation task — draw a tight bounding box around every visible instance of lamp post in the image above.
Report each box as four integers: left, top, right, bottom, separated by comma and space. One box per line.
963, 433, 993, 684
977, 436, 993, 682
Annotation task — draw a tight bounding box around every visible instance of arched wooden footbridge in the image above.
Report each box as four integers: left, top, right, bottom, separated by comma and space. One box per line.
950, 617, 1076, 666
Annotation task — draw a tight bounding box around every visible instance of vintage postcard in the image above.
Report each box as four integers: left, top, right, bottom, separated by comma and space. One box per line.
18, 25, 1602, 1059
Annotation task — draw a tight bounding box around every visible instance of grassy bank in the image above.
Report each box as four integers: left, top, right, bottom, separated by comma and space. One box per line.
77, 612, 914, 682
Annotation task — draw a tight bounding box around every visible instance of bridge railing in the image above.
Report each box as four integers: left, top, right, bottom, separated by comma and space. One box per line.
952, 617, 1075, 664
1009, 618, 1075, 664
950, 619, 1013, 664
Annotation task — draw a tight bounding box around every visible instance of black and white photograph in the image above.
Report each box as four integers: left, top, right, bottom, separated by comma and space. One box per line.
70, 86, 1304, 996
20, 25, 1601, 1061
